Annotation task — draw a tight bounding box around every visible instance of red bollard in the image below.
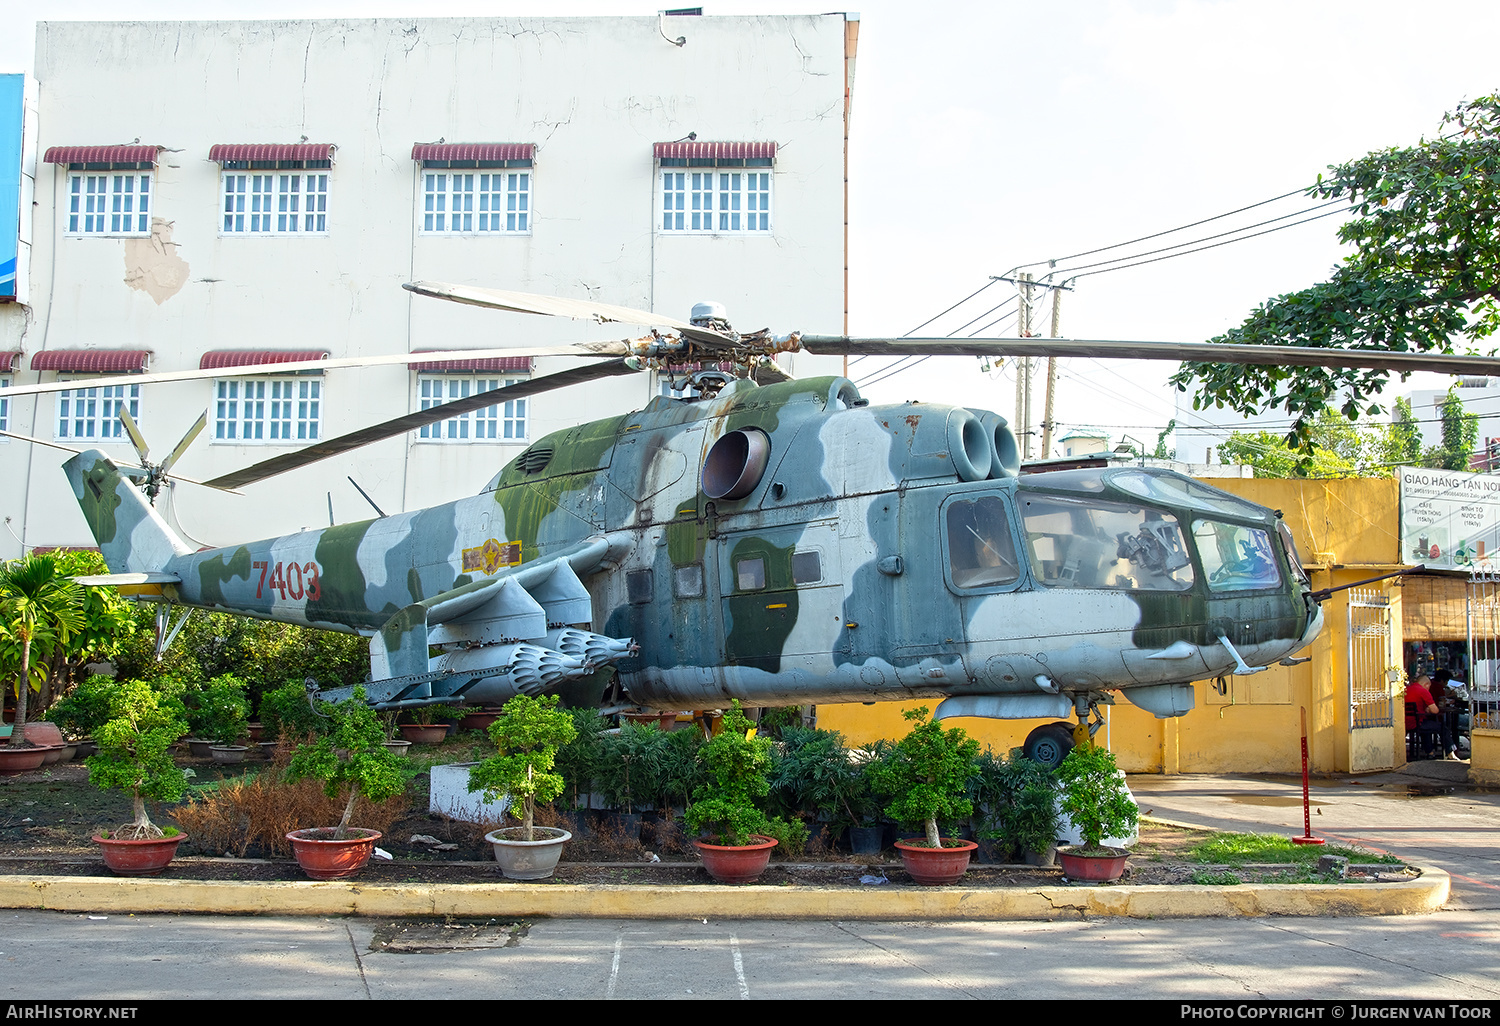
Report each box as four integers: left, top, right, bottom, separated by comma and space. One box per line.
1292, 706, 1325, 846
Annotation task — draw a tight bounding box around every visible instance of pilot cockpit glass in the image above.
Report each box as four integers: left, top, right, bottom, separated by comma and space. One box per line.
946, 496, 1020, 589
1107, 469, 1267, 521
1021, 495, 1194, 591
1193, 520, 1282, 592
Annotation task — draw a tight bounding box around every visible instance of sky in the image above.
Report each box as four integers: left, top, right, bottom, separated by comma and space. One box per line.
4, 0, 1498, 457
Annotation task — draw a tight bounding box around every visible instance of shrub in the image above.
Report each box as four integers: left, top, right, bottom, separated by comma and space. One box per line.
259, 680, 331, 742
284, 687, 412, 839
685, 701, 773, 847
867, 706, 979, 848
468, 694, 578, 840
191, 674, 250, 744
1056, 743, 1138, 852
85, 678, 189, 839
44, 675, 117, 740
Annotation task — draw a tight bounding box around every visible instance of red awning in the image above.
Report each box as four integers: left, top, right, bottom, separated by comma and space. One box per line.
209, 144, 336, 163
408, 352, 533, 373
199, 350, 329, 371
31, 350, 151, 373
653, 141, 777, 161
43, 146, 160, 166
1, 352, 20, 373
411, 143, 535, 163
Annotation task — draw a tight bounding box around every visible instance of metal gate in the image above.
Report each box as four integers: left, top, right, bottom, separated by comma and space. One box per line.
1466, 573, 1500, 737
1348, 588, 1396, 771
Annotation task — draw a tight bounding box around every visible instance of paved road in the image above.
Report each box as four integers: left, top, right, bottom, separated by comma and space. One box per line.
4, 908, 1499, 1000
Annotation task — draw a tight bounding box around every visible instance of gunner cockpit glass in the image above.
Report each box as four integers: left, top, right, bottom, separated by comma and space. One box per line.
1194, 520, 1282, 592
946, 495, 1020, 589
1021, 495, 1193, 591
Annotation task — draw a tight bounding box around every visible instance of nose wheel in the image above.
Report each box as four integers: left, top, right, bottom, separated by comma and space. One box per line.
1023, 722, 1076, 768
1023, 692, 1111, 767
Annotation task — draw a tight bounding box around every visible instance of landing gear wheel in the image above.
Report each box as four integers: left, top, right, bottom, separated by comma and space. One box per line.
1023, 722, 1076, 769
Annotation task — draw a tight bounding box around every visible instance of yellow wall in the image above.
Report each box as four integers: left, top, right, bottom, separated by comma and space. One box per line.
819, 476, 1407, 774
1470, 729, 1500, 786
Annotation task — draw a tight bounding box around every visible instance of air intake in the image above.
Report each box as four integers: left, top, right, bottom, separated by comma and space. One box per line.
516, 445, 555, 474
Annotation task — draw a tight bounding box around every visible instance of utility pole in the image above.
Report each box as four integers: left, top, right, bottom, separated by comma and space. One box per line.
1041, 287, 1061, 457
1015, 273, 1034, 460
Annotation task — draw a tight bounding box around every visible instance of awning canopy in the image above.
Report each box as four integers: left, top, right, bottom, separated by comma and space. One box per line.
1, 352, 20, 374
31, 350, 150, 373
653, 141, 776, 162
199, 350, 330, 371
1403, 574, 1473, 641
43, 146, 160, 167
408, 352, 533, 374
411, 143, 535, 165
209, 143, 336, 163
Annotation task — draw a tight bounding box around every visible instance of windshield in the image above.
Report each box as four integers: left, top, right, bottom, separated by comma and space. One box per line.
1021, 495, 1194, 591
946, 495, 1022, 589
1194, 520, 1283, 592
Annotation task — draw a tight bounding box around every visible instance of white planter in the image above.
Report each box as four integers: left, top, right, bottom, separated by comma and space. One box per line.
485, 827, 571, 880
428, 762, 509, 824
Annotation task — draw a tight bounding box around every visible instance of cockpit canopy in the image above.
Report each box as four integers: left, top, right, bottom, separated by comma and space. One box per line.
945, 466, 1296, 596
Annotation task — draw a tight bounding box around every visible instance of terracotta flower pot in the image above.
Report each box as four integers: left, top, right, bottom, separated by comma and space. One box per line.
0, 746, 48, 776
286, 828, 382, 880
894, 838, 979, 886
23, 722, 64, 748
398, 723, 448, 744
693, 834, 778, 884
94, 831, 187, 876
1057, 846, 1129, 883
457, 711, 502, 732
485, 826, 572, 880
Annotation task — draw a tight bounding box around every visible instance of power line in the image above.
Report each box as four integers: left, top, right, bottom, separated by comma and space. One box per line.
1008, 185, 1313, 273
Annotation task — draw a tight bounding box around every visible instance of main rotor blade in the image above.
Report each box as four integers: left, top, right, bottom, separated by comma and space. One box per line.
204, 358, 639, 490
0, 343, 630, 399
117, 407, 151, 463
0, 429, 82, 453
404, 281, 694, 330
159, 411, 208, 475
799, 336, 1500, 376
0, 429, 241, 493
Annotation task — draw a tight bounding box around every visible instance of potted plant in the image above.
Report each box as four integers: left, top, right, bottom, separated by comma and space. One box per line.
868, 706, 980, 885
194, 674, 251, 763
399, 703, 461, 743
768, 724, 863, 849
1055, 742, 1139, 883
973, 747, 1061, 865
283, 686, 410, 879
554, 707, 609, 832
86, 678, 191, 875
468, 693, 578, 880
685, 701, 778, 884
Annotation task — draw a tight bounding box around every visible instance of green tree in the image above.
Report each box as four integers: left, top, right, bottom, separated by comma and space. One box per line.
86, 678, 189, 838
1217, 408, 1397, 478
468, 694, 578, 841
867, 705, 980, 848
28, 552, 136, 715
1172, 94, 1500, 450
284, 687, 410, 839
0, 555, 85, 749
1430, 386, 1479, 470
686, 700, 774, 847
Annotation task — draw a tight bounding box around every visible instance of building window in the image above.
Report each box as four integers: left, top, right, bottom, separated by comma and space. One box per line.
221, 172, 329, 234
417, 376, 527, 441
0, 378, 8, 435
56, 383, 141, 441
67, 173, 151, 236
421, 172, 530, 233
214, 379, 321, 442
655, 142, 775, 234
659, 170, 771, 233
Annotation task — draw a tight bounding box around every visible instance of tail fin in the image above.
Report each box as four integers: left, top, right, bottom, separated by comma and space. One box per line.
62, 450, 192, 573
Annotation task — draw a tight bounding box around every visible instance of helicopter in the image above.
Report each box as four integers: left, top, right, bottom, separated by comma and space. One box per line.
13, 282, 1490, 765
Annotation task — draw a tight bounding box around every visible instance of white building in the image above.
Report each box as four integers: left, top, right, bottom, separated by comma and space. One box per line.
1, 13, 857, 556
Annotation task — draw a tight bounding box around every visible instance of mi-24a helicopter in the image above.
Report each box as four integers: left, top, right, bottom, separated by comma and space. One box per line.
36, 281, 1487, 765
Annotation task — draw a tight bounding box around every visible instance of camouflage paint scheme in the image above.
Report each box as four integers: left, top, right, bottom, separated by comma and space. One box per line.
63, 375, 1322, 718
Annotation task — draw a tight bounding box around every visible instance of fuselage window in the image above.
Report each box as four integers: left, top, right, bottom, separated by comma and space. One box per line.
1021, 494, 1193, 591
1194, 520, 1282, 592
674, 564, 705, 598
736, 557, 766, 591
627, 568, 654, 604
946, 496, 1020, 589
791, 550, 822, 585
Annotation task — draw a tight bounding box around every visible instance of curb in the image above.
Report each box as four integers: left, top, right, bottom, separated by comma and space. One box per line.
0, 866, 1449, 920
